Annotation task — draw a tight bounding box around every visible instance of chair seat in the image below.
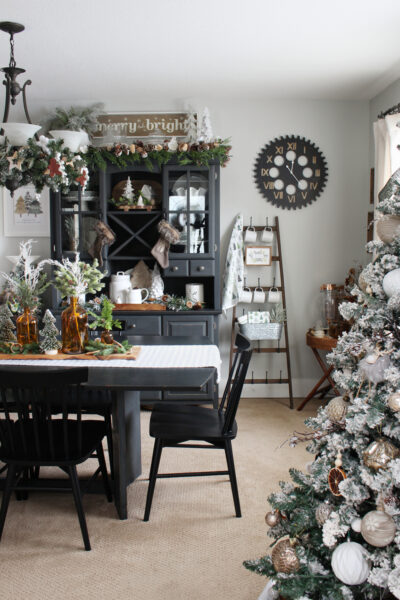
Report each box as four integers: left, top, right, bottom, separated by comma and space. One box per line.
0, 420, 106, 465
150, 404, 238, 442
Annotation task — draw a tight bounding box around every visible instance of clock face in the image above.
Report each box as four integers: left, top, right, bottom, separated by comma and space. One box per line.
254, 135, 328, 210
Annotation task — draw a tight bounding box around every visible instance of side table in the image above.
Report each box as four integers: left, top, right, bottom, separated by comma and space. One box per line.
297, 330, 338, 411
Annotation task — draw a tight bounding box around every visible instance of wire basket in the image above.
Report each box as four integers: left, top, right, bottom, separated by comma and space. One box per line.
239, 322, 283, 341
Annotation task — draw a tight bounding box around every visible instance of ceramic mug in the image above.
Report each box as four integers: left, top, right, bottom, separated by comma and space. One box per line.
268, 287, 281, 303
240, 286, 253, 303
244, 226, 257, 242
261, 226, 274, 243
185, 283, 204, 303
127, 288, 149, 304
252, 287, 266, 303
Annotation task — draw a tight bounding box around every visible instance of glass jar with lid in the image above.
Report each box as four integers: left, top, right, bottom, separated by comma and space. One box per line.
320, 283, 337, 332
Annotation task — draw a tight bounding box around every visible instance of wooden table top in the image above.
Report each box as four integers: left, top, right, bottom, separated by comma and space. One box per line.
306, 330, 337, 351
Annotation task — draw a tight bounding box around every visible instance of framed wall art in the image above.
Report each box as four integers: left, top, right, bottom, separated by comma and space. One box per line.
245, 246, 272, 266
2, 185, 50, 237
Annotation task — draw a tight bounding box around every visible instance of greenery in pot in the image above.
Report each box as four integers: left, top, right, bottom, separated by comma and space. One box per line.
52, 254, 105, 299
42, 103, 104, 135
87, 295, 121, 332
269, 303, 286, 323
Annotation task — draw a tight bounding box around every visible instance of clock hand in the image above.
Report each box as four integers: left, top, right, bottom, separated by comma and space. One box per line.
285, 164, 300, 184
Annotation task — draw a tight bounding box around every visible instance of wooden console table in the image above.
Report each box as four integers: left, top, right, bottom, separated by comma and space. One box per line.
297, 331, 338, 411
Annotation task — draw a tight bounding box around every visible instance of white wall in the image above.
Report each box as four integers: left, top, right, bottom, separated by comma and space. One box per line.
0, 97, 370, 397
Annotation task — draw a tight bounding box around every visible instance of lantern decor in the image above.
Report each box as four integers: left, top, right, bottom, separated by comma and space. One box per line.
315, 502, 334, 526
360, 503, 397, 547
326, 396, 348, 423
328, 452, 347, 497
359, 352, 391, 385
388, 392, 400, 412
271, 539, 300, 574
331, 540, 370, 586
363, 437, 400, 470
265, 510, 281, 527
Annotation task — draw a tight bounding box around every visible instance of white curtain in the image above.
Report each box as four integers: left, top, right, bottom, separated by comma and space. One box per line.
373, 113, 400, 204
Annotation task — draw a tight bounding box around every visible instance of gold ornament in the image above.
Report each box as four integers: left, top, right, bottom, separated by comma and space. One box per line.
358, 272, 368, 292
326, 396, 348, 423
388, 393, 400, 412
265, 510, 281, 527
315, 502, 333, 525
271, 539, 299, 574
376, 215, 400, 244
363, 437, 400, 470
328, 452, 347, 496
360, 508, 396, 547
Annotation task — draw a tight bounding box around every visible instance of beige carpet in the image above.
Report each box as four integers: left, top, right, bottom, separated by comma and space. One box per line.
0, 397, 320, 600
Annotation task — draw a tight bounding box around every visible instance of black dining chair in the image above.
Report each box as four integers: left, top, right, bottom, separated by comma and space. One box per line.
0, 367, 113, 551
143, 333, 252, 521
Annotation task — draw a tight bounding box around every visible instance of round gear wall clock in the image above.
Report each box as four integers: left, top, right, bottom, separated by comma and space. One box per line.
254, 135, 328, 210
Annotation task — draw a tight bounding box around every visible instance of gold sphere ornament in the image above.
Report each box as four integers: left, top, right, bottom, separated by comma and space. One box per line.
315, 502, 333, 525
265, 510, 281, 527
326, 396, 348, 423
271, 539, 300, 574
363, 437, 400, 470
388, 393, 400, 412
360, 509, 396, 547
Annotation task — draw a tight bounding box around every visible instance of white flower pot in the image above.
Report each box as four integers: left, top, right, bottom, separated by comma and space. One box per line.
0, 122, 41, 145
44, 349, 59, 356
49, 130, 86, 152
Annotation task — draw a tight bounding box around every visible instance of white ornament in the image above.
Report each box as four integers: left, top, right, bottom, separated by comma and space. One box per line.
360, 510, 396, 547
258, 580, 279, 600
359, 354, 391, 384
351, 518, 362, 533
331, 540, 370, 585
382, 268, 400, 297
388, 392, 400, 412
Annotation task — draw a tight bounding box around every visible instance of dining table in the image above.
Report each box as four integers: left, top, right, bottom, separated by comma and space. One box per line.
0, 336, 220, 519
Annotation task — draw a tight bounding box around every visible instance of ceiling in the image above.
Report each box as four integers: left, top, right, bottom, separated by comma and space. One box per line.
1, 0, 400, 113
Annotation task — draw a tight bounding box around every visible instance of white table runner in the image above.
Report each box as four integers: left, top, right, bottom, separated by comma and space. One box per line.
0, 345, 222, 382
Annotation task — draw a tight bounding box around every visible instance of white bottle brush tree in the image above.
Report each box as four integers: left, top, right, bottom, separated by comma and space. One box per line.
244, 167, 400, 599
39, 309, 61, 354
0, 303, 16, 343
197, 107, 213, 143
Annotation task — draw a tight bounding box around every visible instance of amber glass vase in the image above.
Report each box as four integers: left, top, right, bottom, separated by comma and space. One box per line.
16, 307, 38, 345
61, 297, 88, 354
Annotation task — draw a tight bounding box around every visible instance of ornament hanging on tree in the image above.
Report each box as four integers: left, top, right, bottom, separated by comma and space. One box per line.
328, 452, 347, 496
265, 510, 281, 527
257, 579, 279, 600
271, 538, 299, 574
326, 396, 348, 423
382, 268, 400, 297
363, 437, 400, 470
359, 352, 391, 385
331, 540, 370, 585
360, 506, 396, 547
351, 518, 362, 533
315, 501, 333, 526
388, 392, 400, 412
376, 215, 400, 244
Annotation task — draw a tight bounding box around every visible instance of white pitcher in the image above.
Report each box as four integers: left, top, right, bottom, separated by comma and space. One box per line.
127, 288, 149, 304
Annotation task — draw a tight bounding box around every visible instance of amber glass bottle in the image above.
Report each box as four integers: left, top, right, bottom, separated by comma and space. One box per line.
16, 307, 38, 345
61, 297, 88, 354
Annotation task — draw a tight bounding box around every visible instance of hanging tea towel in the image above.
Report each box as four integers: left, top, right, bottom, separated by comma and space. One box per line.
222, 213, 244, 316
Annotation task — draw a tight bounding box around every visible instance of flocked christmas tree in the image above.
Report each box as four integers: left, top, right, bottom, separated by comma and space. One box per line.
244, 168, 400, 600
39, 309, 61, 354
197, 107, 213, 143
0, 303, 16, 342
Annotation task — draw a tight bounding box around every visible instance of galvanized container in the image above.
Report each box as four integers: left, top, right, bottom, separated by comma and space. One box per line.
239, 322, 283, 341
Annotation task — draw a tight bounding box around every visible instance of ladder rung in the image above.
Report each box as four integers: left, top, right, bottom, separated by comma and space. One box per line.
244, 378, 289, 384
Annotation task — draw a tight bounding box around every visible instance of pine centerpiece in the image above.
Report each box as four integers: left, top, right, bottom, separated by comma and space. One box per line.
88, 296, 121, 344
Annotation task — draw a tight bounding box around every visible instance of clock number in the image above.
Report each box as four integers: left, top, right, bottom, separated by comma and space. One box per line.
315, 169, 320, 177
261, 168, 269, 176
287, 142, 296, 151
288, 195, 296, 204
266, 155, 273, 163
263, 181, 274, 190
312, 156, 317, 164
310, 182, 318, 190
301, 191, 308, 199
275, 146, 284, 155
274, 191, 283, 200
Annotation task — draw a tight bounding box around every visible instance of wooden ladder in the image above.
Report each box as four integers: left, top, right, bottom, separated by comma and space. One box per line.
228, 216, 294, 409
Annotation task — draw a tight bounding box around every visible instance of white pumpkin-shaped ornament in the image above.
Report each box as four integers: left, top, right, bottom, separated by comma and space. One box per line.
258, 579, 279, 600
383, 268, 400, 298
331, 540, 370, 585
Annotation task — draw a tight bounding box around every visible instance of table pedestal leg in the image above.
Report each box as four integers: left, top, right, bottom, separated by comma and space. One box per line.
112, 390, 142, 520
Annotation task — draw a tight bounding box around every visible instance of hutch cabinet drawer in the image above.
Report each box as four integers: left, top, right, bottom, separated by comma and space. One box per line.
121, 315, 162, 335
162, 314, 214, 341
164, 260, 189, 277
189, 260, 215, 277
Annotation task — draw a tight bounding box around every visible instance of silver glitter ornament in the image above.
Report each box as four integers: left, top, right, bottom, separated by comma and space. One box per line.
388, 393, 400, 412
315, 502, 333, 525
265, 510, 281, 527
326, 396, 348, 423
